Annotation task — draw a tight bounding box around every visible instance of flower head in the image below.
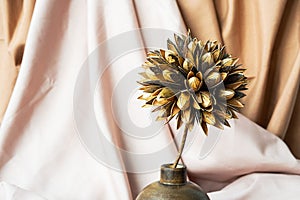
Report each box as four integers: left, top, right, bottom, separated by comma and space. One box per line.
138, 31, 247, 135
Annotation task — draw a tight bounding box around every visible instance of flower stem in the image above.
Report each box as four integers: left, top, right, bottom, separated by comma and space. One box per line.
172, 126, 188, 168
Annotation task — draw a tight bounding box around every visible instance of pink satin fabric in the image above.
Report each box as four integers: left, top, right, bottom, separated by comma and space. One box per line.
0, 0, 299, 199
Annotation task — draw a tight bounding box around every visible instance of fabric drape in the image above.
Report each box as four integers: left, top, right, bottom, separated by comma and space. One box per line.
1, 0, 299, 157
178, 0, 300, 157
0, 0, 35, 122
0, 0, 299, 199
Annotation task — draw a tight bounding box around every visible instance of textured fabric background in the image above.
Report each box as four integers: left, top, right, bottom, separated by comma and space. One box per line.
0, 0, 299, 199
0, 0, 35, 122
178, 0, 300, 158
1, 0, 299, 157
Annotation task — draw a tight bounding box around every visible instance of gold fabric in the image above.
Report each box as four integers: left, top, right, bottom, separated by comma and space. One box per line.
0, 0, 299, 157
178, 0, 300, 157
0, 0, 35, 122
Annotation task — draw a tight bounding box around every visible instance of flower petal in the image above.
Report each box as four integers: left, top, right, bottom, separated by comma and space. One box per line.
183, 59, 194, 72
228, 99, 244, 108
158, 88, 174, 98
171, 103, 181, 116
201, 120, 208, 135
176, 113, 183, 129
202, 52, 214, 65
220, 89, 235, 100
177, 92, 190, 110
203, 111, 216, 125
182, 109, 191, 123
200, 92, 212, 108
167, 39, 180, 55
205, 71, 222, 88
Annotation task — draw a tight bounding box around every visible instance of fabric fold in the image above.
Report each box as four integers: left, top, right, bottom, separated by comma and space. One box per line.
0, 0, 299, 199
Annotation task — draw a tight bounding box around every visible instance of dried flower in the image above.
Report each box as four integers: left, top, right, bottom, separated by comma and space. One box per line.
138, 31, 247, 167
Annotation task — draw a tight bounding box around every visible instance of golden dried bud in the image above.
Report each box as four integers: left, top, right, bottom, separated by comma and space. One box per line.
188, 77, 202, 91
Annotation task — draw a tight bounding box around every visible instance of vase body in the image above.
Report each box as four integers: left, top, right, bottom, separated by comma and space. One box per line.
136, 164, 210, 200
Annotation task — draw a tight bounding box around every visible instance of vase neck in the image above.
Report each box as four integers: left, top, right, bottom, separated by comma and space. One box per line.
159, 164, 187, 185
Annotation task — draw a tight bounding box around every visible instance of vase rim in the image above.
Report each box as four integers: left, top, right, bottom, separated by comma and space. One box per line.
160, 163, 187, 185
161, 163, 186, 169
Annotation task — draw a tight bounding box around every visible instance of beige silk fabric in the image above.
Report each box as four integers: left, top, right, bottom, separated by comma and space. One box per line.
177, 0, 300, 157
0, 0, 299, 199
0, 0, 35, 122
1, 0, 299, 157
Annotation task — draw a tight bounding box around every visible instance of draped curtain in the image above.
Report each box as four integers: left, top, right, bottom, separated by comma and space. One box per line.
0, 0, 299, 199
1, 0, 299, 157
177, 0, 300, 157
